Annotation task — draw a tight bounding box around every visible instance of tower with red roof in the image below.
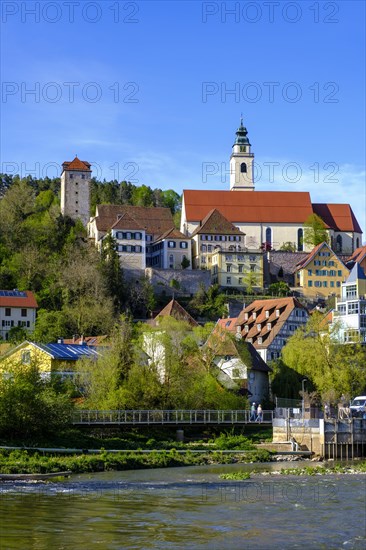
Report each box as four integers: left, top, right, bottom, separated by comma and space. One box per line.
61, 156, 91, 226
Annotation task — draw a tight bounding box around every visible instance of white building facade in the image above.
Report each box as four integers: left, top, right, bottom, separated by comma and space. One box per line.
331, 263, 366, 344
0, 290, 38, 341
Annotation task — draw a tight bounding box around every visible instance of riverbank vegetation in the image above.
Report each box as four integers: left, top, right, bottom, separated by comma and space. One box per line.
270, 312, 366, 403
0, 448, 272, 475
219, 461, 366, 480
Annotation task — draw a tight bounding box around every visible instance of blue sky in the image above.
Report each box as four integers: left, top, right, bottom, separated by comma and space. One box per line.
1, 1, 365, 234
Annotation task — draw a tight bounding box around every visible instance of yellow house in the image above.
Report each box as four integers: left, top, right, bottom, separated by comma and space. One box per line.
0, 341, 101, 376
210, 247, 264, 291
190, 208, 263, 290
295, 242, 349, 298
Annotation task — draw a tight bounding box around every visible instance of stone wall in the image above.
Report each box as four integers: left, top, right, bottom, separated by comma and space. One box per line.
145, 268, 211, 297
273, 421, 322, 455
268, 251, 308, 285
273, 418, 366, 457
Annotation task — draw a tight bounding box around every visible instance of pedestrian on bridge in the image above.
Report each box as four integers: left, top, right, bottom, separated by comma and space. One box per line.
250, 402, 256, 422
256, 404, 263, 423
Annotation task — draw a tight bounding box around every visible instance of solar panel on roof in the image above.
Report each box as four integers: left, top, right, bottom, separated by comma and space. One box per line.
0, 290, 27, 298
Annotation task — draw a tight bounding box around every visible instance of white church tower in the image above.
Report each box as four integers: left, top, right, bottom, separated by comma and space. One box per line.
61, 156, 91, 226
230, 117, 255, 191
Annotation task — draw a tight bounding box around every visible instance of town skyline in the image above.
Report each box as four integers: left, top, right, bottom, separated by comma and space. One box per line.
1, 2, 365, 234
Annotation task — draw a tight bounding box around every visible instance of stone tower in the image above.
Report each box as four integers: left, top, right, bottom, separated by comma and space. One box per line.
230, 117, 255, 191
61, 156, 91, 226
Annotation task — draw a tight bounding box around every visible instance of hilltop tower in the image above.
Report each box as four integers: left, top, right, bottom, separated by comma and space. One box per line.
230, 117, 255, 191
61, 157, 91, 226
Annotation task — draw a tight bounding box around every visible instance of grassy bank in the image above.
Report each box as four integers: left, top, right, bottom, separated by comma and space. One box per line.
0, 448, 272, 475
220, 462, 366, 480
0, 427, 272, 452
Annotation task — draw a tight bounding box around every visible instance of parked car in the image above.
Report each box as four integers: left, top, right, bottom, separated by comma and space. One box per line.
349, 396, 366, 418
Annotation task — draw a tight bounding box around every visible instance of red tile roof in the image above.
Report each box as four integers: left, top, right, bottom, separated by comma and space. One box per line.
235, 297, 308, 350
312, 203, 362, 233
62, 157, 91, 172
0, 290, 38, 308
156, 228, 188, 240
191, 209, 245, 236
63, 335, 108, 346
183, 191, 362, 233
347, 246, 366, 264
155, 299, 198, 326
110, 212, 145, 231
216, 317, 238, 333
94, 205, 174, 237
183, 190, 314, 224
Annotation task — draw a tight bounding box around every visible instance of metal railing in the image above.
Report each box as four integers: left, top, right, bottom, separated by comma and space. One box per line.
73, 409, 274, 425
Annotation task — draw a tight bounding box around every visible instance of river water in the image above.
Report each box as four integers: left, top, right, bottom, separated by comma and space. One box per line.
0, 461, 365, 549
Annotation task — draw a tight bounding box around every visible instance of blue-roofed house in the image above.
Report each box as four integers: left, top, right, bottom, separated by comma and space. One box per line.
0, 340, 103, 378
331, 263, 366, 344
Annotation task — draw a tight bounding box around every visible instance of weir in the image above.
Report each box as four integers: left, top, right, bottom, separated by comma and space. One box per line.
273, 417, 366, 459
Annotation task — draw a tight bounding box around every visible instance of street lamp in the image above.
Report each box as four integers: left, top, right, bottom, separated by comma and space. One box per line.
302, 379, 307, 420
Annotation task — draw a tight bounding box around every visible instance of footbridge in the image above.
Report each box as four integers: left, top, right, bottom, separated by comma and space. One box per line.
73, 409, 274, 426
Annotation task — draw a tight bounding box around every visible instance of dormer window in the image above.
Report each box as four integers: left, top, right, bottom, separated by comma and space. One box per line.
253, 312, 257, 320
244, 312, 248, 321
276, 309, 280, 317
258, 337, 263, 345
265, 310, 269, 318
267, 322, 271, 330
257, 323, 261, 331
244, 325, 249, 333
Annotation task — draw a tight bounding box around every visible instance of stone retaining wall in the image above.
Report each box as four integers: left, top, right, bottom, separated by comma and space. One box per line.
145, 268, 211, 297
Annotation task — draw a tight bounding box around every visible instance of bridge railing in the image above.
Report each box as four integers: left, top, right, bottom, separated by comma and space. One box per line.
73, 409, 274, 425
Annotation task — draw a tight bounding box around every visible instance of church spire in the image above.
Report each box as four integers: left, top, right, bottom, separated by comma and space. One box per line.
230, 117, 254, 191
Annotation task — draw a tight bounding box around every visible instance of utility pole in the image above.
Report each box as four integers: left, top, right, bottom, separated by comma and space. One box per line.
302, 379, 307, 421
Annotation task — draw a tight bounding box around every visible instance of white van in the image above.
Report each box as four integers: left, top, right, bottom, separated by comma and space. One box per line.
350, 396, 366, 418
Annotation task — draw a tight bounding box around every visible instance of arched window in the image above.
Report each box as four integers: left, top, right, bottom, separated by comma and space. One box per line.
240, 162, 247, 173
297, 228, 303, 251
336, 235, 342, 253
265, 227, 272, 248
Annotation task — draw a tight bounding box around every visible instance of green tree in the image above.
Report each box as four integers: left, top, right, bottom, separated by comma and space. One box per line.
243, 270, 260, 294
189, 284, 227, 320
33, 310, 69, 343
100, 232, 125, 312
0, 361, 73, 441
268, 281, 291, 297
181, 256, 190, 269
161, 189, 181, 214
303, 213, 329, 248
281, 313, 366, 400
280, 242, 296, 252
131, 185, 154, 207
